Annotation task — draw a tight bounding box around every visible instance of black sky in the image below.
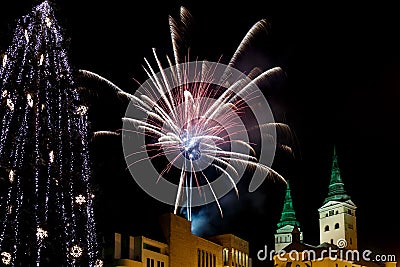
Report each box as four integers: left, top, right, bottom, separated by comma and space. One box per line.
1, 1, 400, 266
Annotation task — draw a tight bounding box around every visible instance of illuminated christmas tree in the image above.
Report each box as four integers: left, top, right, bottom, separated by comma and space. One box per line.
0, 1, 102, 266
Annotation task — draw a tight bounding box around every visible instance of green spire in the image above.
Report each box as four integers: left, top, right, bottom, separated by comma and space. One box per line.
323, 146, 351, 204
277, 181, 300, 228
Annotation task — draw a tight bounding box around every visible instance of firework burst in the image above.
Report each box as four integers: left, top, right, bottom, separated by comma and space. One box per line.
81, 6, 294, 219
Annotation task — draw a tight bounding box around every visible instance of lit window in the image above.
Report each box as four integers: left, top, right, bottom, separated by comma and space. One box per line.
236, 249, 238, 264
223, 248, 229, 265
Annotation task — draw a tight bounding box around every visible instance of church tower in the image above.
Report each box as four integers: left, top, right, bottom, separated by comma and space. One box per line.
318, 146, 357, 250
274, 181, 303, 251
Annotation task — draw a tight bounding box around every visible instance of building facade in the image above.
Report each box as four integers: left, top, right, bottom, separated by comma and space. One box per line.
114, 234, 169, 267
111, 213, 251, 267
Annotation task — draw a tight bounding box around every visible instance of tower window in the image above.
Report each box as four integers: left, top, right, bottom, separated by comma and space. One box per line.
329, 210, 334, 216
335, 223, 339, 229
350, 238, 352, 245
325, 225, 330, 231
335, 210, 338, 214
348, 209, 352, 215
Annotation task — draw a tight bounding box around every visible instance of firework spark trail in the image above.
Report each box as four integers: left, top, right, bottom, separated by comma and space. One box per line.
120, 59, 269, 216
82, 6, 293, 219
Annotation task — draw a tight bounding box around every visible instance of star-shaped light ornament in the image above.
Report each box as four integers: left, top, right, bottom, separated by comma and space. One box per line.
94, 259, 104, 267
76, 105, 88, 116
1, 252, 11, 265
69, 245, 83, 258
6, 99, 14, 111
36, 227, 48, 241
75, 195, 86, 205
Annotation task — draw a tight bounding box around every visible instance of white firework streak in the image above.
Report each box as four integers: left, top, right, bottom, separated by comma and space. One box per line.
122, 53, 286, 218
79, 6, 292, 219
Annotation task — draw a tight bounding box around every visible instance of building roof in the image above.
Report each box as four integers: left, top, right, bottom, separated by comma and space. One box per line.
277, 181, 300, 229
323, 146, 351, 205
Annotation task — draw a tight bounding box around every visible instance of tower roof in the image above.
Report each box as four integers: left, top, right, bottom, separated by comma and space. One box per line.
323, 146, 351, 204
277, 181, 300, 229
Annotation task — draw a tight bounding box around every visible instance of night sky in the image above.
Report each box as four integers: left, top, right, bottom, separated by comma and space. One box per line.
1, 1, 400, 266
